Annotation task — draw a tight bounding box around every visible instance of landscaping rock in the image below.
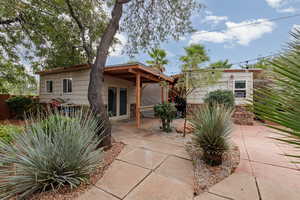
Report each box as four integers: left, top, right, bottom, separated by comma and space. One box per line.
186, 142, 240, 196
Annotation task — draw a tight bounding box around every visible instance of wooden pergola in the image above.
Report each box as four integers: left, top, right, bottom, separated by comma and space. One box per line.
104, 63, 174, 128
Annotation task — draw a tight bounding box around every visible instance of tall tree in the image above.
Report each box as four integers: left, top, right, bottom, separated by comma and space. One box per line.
209, 59, 232, 69
180, 44, 209, 71
1, 0, 201, 146
175, 44, 220, 136
146, 48, 168, 72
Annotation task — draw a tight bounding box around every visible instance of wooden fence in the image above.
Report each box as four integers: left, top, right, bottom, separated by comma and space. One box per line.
0, 94, 11, 120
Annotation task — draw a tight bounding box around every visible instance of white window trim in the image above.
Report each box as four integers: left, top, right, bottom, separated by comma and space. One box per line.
62, 78, 72, 94
234, 80, 247, 98
45, 80, 54, 94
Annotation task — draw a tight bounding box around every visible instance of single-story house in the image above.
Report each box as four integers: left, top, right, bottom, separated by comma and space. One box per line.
36, 62, 173, 128
36, 62, 262, 127
185, 69, 262, 106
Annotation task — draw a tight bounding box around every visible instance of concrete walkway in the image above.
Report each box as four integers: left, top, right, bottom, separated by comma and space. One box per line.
77, 119, 300, 200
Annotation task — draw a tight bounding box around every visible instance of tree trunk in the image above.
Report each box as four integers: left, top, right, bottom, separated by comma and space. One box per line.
88, 1, 126, 148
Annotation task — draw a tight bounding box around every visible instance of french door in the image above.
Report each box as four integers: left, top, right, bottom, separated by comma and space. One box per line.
108, 87, 128, 118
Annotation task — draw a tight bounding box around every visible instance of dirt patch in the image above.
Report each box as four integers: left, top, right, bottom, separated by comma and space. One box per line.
0, 120, 25, 126
186, 142, 240, 196
26, 141, 124, 200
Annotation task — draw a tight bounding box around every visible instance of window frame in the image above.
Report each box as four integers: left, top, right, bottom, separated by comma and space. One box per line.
45, 80, 53, 93
234, 80, 247, 98
62, 78, 72, 94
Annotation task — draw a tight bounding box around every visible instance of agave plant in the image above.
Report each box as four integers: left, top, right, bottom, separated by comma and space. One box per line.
190, 104, 233, 166
254, 28, 300, 162
0, 110, 104, 199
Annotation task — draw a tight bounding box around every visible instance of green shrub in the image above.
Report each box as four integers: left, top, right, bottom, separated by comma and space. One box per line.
6, 96, 33, 119
0, 111, 104, 199
204, 90, 235, 108
154, 102, 177, 132
190, 105, 233, 166
0, 124, 23, 143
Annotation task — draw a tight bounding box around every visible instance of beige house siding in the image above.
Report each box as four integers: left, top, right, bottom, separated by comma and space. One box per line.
187, 72, 253, 105
39, 69, 135, 120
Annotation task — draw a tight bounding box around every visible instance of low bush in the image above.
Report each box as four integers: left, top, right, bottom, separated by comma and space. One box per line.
154, 102, 177, 132
190, 105, 233, 166
5, 96, 33, 119
0, 111, 104, 199
204, 90, 235, 108
0, 124, 23, 143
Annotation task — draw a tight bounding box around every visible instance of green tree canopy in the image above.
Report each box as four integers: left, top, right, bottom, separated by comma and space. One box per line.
180, 44, 209, 71
209, 59, 232, 69
0, 56, 36, 95
146, 48, 168, 72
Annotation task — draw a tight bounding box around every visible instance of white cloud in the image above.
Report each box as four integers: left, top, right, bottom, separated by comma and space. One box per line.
190, 19, 276, 46
203, 15, 228, 24
265, 0, 296, 13
277, 7, 297, 13
265, 0, 286, 8
109, 33, 127, 57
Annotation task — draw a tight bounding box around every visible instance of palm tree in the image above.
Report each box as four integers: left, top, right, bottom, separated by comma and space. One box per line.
146, 48, 169, 73
180, 44, 209, 71
209, 59, 232, 69
254, 28, 300, 163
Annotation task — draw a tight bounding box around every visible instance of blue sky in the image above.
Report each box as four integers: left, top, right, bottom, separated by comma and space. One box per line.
107, 0, 300, 75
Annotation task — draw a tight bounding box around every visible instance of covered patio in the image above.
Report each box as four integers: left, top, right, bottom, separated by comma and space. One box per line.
104, 63, 174, 128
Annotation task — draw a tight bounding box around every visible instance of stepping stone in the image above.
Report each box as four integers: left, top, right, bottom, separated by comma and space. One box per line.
76, 187, 118, 200
124, 173, 193, 200
209, 173, 259, 200
194, 192, 228, 200
155, 156, 194, 186
118, 148, 167, 169
96, 160, 150, 199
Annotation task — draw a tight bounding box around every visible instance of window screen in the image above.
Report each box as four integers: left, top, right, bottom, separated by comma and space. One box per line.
234, 80, 246, 98
63, 79, 72, 93
46, 80, 53, 93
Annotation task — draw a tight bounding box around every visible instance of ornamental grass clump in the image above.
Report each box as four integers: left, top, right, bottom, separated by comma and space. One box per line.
0, 110, 104, 200
190, 104, 233, 166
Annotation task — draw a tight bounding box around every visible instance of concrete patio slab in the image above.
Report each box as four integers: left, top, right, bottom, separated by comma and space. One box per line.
251, 161, 300, 189
155, 155, 194, 186
96, 160, 150, 199
194, 192, 228, 200
118, 147, 168, 169
76, 187, 118, 200
124, 173, 194, 200
209, 173, 259, 200
256, 178, 299, 200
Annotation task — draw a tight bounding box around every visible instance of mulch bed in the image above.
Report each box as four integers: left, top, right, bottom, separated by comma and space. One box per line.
186, 142, 240, 196
26, 141, 124, 200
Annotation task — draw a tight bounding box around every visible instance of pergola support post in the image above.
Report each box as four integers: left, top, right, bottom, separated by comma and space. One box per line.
136, 72, 141, 128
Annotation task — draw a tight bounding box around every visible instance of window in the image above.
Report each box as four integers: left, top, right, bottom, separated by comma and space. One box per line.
46, 80, 53, 93
63, 78, 72, 93
108, 87, 117, 117
234, 80, 246, 98
119, 88, 127, 116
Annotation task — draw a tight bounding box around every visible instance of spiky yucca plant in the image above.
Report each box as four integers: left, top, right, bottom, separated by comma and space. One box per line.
0, 110, 104, 199
254, 28, 300, 162
190, 104, 233, 166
